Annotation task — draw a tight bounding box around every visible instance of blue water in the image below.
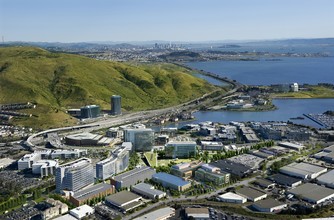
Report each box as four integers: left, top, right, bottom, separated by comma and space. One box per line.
187, 57, 334, 85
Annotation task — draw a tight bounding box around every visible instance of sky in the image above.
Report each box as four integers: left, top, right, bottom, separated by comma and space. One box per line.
0, 0, 333, 42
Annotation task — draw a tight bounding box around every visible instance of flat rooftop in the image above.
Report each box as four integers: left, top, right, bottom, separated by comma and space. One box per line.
280, 162, 327, 177
236, 186, 267, 200
106, 191, 142, 207
317, 170, 334, 185
72, 183, 113, 201
132, 183, 165, 196
113, 166, 155, 182
268, 173, 302, 186
253, 198, 286, 209
153, 172, 190, 187
218, 192, 247, 201
133, 207, 175, 220
288, 183, 334, 202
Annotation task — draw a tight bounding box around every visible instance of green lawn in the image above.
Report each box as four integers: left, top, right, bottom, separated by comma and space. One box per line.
144, 152, 158, 167
157, 158, 192, 166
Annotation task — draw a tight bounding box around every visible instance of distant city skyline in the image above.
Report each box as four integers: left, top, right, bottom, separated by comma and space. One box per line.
0, 0, 333, 43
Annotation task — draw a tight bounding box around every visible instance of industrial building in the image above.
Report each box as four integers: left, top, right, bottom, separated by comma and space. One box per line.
69, 182, 115, 206
194, 164, 230, 185
65, 133, 112, 146
278, 142, 305, 152
279, 162, 327, 179
105, 191, 143, 212
317, 170, 334, 189
18, 153, 41, 170
80, 105, 100, 118
32, 160, 58, 177
236, 186, 267, 202
123, 128, 154, 152
69, 205, 94, 219
110, 166, 156, 190
288, 183, 334, 204
111, 95, 122, 115
210, 159, 253, 178
51, 149, 87, 159
200, 141, 224, 151
56, 158, 94, 193
314, 145, 334, 163
252, 198, 287, 213
217, 192, 247, 204
268, 173, 302, 188
133, 207, 175, 220
152, 172, 191, 192
132, 183, 166, 200
185, 208, 210, 220
254, 178, 276, 190
165, 141, 197, 158
170, 161, 203, 179
96, 146, 129, 180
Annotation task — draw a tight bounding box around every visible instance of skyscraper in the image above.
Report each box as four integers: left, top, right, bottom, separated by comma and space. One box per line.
55, 158, 94, 193
111, 95, 121, 115
124, 128, 154, 152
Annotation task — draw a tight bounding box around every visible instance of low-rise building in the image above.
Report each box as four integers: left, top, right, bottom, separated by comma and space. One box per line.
32, 160, 58, 177
210, 159, 253, 178
170, 161, 203, 179
69, 204, 94, 219
279, 162, 327, 179
18, 153, 41, 170
236, 186, 267, 202
254, 178, 276, 190
110, 166, 156, 190
51, 149, 87, 159
40, 198, 68, 220
268, 173, 302, 188
317, 170, 334, 189
165, 141, 197, 158
69, 182, 115, 206
195, 164, 230, 186
133, 207, 175, 220
278, 142, 305, 152
105, 191, 143, 212
288, 183, 334, 204
185, 208, 210, 220
132, 183, 166, 200
217, 192, 247, 204
152, 172, 191, 192
252, 198, 287, 213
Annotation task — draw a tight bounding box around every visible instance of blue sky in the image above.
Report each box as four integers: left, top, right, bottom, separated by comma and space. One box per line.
0, 0, 333, 42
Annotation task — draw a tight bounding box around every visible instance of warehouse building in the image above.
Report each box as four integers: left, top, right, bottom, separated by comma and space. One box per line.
254, 178, 276, 190
252, 198, 287, 213
278, 142, 305, 152
268, 173, 302, 188
152, 172, 191, 192
210, 159, 253, 178
288, 183, 334, 204
317, 170, 334, 189
132, 183, 166, 200
105, 191, 143, 212
110, 166, 156, 190
185, 208, 210, 220
69, 182, 115, 206
236, 186, 267, 202
217, 192, 247, 204
133, 207, 175, 220
279, 162, 327, 179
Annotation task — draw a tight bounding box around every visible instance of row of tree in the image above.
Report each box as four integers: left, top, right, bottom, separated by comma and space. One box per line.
0, 195, 26, 213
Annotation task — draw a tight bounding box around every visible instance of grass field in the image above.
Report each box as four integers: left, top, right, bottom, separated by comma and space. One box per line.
144, 152, 158, 167
0, 46, 216, 129
158, 158, 192, 166
272, 85, 334, 98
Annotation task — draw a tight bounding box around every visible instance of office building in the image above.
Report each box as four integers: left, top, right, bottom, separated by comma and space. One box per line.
152, 172, 191, 192
32, 160, 58, 177
56, 158, 94, 193
69, 182, 115, 206
132, 183, 166, 200
165, 141, 197, 158
124, 128, 154, 152
96, 147, 129, 180
194, 164, 230, 186
170, 161, 203, 180
80, 105, 100, 118
110, 166, 156, 190
51, 149, 87, 159
111, 95, 122, 115
18, 153, 41, 170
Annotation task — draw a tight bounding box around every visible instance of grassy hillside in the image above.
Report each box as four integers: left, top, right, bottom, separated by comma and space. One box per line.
0, 46, 215, 129
272, 85, 334, 98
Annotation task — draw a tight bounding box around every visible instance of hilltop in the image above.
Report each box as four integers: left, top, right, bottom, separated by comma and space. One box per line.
0, 46, 216, 129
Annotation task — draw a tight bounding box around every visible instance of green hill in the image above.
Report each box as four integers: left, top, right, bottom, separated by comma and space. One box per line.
0, 46, 216, 129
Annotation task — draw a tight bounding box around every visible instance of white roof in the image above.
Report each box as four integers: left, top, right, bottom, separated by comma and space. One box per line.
317, 170, 334, 185
53, 214, 77, 220
70, 204, 94, 217
133, 207, 174, 220
32, 160, 58, 168
218, 192, 247, 201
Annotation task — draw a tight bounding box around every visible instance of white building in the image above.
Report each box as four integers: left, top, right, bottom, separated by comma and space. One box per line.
279, 162, 327, 179
18, 153, 41, 170
133, 207, 175, 220
317, 170, 334, 189
252, 198, 287, 212
51, 149, 87, 159
132, 183, 166, 200
69, 205, 94, 219
32, 160, 58, 177
217, 192, 247, 204
290, 83, 299, 92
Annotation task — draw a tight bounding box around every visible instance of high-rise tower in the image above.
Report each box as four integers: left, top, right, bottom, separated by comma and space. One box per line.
111, 95, 121, 115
